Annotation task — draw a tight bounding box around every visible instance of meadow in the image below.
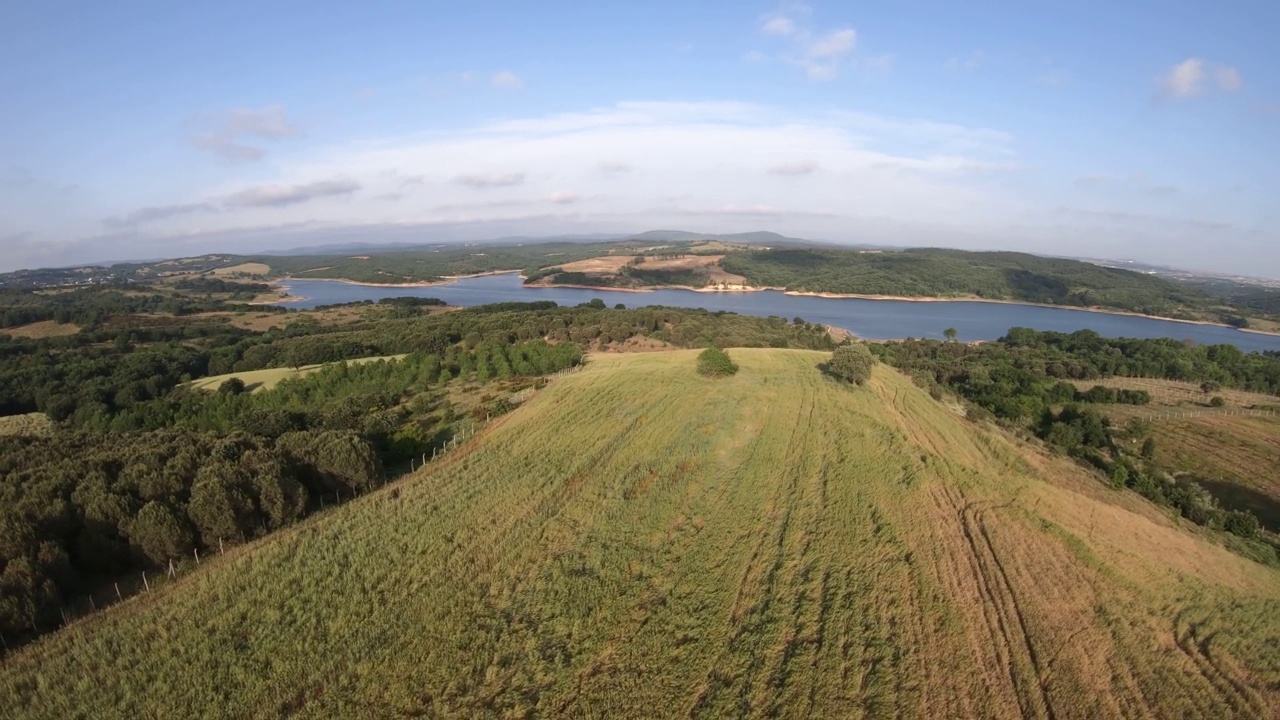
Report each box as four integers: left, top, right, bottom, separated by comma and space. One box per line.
189, 354, 407, 393
1, 350, 1276, 718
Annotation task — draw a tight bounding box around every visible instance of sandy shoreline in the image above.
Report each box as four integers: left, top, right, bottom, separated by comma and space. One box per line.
266, 273, 1280, 338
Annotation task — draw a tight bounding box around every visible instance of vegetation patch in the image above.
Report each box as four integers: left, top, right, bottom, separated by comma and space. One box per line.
696, 346, 738, 376
820, 343, 877, 385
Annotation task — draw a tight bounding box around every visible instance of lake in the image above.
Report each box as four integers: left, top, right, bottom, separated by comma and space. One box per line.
277, 273, 1280, 353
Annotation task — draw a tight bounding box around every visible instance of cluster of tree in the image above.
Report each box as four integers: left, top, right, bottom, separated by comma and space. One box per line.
0, 302, 832, 424
170, 278, 272, 298
0, 286, 265, 330
535, 264, 712, 289
696, 347, 738, 377
720, 248, 1215, 318
0, 429, 381, 644
873, 330, 1272, 552
1036, 407, 1262, 544
873, 329, 1280, 412
820, 344, 877, 385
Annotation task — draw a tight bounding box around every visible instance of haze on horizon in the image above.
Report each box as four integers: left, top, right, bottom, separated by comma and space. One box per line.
1, 1, 1277, 277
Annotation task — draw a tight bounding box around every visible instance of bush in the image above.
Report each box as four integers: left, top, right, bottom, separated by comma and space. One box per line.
821, 344, 876, 385
696, 347, 739, 377
1209, 396, 1226, 407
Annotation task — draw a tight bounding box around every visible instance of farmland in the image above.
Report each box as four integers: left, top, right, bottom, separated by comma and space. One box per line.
2, 350, 1276, 718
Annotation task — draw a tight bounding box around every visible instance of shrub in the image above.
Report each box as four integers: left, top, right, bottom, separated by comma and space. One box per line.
1209, 396, 1226, 407
820, 344, 877, 386
696, 347, 739, 377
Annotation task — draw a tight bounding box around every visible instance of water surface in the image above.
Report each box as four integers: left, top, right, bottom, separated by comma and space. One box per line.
277, 274, 1280, 352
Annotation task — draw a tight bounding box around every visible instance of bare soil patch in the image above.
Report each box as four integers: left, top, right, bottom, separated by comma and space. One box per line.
1, 320, 81, 339
211, 262, 270, 277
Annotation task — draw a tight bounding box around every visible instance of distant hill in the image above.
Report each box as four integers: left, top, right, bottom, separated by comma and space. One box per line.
2, 349, 1274, 716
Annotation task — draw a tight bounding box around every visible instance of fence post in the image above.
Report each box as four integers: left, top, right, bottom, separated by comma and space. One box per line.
142, 572, 150, 592
115, 583, 122, 601
219, 537, 224, 555
194, 548, 200, 565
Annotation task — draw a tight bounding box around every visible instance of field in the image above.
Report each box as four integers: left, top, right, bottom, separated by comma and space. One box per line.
211, 262, 271, 277
2, 350, 1276, 718
0, 412, 53, 437
1070, 376, 1280, 411
189, 354, 407, 393
0, 320, 81, 338
1141, 414, 1280, 532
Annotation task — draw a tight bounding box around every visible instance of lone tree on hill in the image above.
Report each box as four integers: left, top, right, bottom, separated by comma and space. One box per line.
218, 377, 246, 395
944, 327, 959, 342
697, 347, 739, 377
821, 344, 877, 385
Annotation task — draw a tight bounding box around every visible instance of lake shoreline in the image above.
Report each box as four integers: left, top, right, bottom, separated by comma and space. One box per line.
271, 274, 1280, 340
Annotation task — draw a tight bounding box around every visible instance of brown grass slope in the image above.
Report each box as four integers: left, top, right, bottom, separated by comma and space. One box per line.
0, 350, 1276, 718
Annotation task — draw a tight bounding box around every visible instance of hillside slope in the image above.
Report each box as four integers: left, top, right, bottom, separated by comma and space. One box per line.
2, 350, 1277, 718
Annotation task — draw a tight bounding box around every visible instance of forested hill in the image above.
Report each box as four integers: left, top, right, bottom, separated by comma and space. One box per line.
720, 248, 1215, 318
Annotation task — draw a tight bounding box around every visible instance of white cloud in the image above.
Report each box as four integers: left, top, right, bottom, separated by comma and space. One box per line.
223, 179, 360, 208
85, 102, 1022, 257
188, 105, 300, 161
455, 172, 526, 188
760, 16, 796, 37
492, 71, 523, 89
1159, 58, 1242, 98
768, 160, 819, 176
597, 161, 634, 174
755, 5, 866, 80
546, 191, 583, 204
1216, 65, 1242, 91
104, 202, 217, 228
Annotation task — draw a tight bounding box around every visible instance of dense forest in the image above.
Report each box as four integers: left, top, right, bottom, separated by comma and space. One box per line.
0, 294, 835, 647
721, 248, 1217, 318
872, 329, 1279, 554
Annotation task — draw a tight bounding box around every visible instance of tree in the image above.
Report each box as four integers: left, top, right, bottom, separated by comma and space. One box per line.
129, 502, 193, 566
1140, 437, 1157, 460
821, 344, 876, 385
943, 327, 958, 342
697, 347, 739, 377
1209, 396, 1226, 407
218, 377, 247, 395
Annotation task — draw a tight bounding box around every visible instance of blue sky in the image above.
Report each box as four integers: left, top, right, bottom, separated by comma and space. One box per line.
1, 1, 1277, 275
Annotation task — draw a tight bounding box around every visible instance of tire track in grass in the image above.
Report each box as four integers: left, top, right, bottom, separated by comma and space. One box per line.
1171, 610, 1266, 717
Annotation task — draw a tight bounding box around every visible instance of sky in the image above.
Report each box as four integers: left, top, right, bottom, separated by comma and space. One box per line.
1, 1, 1278, 276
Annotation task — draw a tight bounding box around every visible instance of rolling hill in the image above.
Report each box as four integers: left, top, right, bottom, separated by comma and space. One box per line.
1, 350, 1276, 718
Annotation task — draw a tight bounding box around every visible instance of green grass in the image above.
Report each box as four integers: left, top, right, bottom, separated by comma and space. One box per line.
3, 350, 1277, 718
189, 354, 407, 393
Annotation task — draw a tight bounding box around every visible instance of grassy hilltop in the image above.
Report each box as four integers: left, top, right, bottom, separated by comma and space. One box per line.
2, 350, 1277, 718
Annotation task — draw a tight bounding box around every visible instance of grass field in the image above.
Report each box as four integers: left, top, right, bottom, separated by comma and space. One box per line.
1140, 413, 1280, 532
189, 354, 407, 393
0, 320, 81, 338
0, 412, 53, 437
2, 350, 1276, 718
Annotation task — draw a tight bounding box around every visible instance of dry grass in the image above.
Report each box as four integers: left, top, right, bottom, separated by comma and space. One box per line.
211, 262, 271, 277
1, 350, 1276, 718
189, 354, 407, 393
635, 254, 747, 286
1, 320, 81, 338
1070, 377, 1280, 410
0, 412, 53, 437
553, 255, 637, 274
